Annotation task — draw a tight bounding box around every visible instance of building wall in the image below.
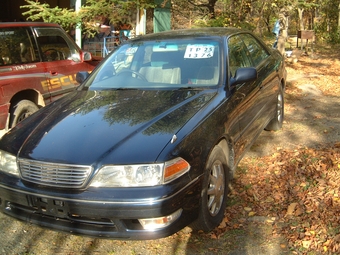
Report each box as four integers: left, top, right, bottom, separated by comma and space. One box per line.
1, 0, 70, 22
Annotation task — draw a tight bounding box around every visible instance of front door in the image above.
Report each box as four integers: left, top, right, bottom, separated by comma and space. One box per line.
33, 26, 90, 103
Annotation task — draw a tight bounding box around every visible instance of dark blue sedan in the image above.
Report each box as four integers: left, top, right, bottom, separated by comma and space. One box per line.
0, 28, 286, 239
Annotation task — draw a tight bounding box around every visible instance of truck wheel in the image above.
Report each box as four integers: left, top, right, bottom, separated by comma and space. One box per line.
10, 100, 39, 128
191, 145, 230, 232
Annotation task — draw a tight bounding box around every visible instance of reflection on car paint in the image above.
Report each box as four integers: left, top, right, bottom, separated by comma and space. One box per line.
42, 74, 78, 91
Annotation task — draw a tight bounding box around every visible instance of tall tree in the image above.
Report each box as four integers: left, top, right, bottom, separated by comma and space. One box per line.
186, 0, 219, 18
21, 0, 156, 36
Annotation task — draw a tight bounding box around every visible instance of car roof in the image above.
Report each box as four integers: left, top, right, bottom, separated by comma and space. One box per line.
0, 22, 61, 28
130, 27, 244, 42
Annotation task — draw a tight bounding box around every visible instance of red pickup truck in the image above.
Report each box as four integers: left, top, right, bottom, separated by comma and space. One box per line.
0, 22, 101, 134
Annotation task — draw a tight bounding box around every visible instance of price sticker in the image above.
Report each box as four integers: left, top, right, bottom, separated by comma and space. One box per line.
184, 44, 215, 59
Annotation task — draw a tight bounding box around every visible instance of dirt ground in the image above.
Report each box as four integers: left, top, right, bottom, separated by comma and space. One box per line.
0, 46, 339, 255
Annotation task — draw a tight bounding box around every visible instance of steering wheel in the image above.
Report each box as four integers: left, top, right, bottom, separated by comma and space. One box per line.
117, 69, 147, 81
43, 48, 65, 61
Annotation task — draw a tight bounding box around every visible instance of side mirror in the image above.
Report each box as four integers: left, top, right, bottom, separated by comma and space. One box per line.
82, 51, 93, 62
76, 71, 90, 84
230, 67, 257, 87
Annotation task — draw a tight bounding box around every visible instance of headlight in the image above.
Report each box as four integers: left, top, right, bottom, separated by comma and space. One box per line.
90, 157, 190, 187
0, 150, 19, 176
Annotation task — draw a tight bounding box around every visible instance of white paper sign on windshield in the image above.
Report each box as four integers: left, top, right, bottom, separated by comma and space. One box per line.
184, 44, 215, 59
126, 47, 138, 55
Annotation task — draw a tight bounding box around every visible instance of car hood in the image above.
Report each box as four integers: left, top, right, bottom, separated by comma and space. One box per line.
4, 89, 216, 165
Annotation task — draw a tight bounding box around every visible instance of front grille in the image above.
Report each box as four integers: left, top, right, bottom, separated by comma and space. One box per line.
18, 158, 93, 188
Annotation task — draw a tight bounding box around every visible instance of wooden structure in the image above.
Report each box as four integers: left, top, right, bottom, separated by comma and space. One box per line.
297, 30, 315, 50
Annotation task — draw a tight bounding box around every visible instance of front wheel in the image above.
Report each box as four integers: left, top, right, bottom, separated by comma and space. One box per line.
191, 145, 230, 232
265, 85, 284, 131
10, 100, 39, 128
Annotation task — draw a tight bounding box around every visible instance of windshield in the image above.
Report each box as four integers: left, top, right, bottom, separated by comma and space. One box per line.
84, 39, 221, 90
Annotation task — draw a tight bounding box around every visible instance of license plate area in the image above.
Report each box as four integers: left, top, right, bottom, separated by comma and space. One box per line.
28, 196, 69, 218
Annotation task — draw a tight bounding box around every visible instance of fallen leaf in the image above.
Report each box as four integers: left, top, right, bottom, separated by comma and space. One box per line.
302, 240, 311, 248
248, 211, 256, 217
286, 202, 298, 216
295, 207, 304, 216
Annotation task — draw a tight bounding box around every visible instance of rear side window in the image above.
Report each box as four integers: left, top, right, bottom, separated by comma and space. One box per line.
34, 27, 79, 62
240, 33, 269, 66
0, 27, 37, 66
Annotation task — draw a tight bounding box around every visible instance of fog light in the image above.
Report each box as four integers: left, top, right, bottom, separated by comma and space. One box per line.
138, 209, 183, 230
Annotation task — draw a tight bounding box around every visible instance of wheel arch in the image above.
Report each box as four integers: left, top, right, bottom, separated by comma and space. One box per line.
214, 136, 236, 177
6, 89, 45, 129
10, 89, 45, 110
190, 136, 235, 232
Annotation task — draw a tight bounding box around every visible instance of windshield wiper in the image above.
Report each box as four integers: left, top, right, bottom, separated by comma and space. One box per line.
115, 87, 138, 90
177, 86, 205, 90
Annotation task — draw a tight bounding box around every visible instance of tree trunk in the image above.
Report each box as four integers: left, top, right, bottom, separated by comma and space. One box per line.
298, 8, 304, 30
277, 9, 288, 56
207, 0, 218, 18
338, 3, 340, 32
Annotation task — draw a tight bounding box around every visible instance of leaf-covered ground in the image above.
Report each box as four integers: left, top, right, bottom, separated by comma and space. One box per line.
222, 144, 340, 254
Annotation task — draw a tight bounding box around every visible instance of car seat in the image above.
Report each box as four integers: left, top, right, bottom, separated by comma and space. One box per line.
139, 52, 181, 84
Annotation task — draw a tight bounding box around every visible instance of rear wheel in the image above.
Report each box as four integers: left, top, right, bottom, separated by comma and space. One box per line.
265, 85, 284, 131
10, 100, 39, 128
191, 145, 230, 232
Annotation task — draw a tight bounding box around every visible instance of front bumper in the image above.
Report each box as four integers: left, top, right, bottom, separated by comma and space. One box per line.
0, 173, 202, 240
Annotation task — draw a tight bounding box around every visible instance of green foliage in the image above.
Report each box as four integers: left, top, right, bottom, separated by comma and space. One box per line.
317, 30, 340, 44
194, 14, 255, 31
313, 0, 340, 44
21, 0, 156, 36
20, 0, 340, 43
21, 1, 79, 32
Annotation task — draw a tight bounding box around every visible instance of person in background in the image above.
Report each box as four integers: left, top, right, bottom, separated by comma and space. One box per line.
272, 19, 280, 48
276, 12, 288, 56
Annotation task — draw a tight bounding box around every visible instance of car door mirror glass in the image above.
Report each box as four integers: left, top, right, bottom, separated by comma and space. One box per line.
82, 51, 92, 62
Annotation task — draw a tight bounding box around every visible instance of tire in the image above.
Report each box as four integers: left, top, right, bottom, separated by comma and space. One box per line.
265, 85, 284, 131
10, 100, 39, 128
191, 145, 230, 232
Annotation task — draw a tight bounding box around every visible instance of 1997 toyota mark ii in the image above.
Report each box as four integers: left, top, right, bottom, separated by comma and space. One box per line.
0, 28, 286, 240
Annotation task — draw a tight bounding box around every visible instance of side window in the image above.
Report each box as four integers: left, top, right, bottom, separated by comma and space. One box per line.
0, 27, 37, 66
228, 35, 252, 77
34, 27, 79, 62
240, 33, 269, 66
